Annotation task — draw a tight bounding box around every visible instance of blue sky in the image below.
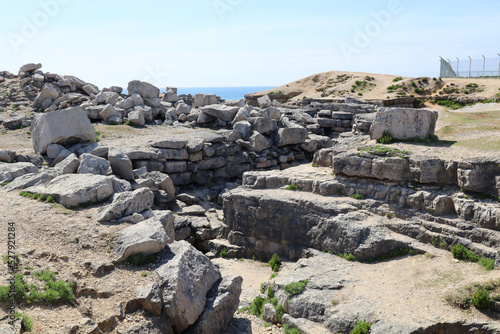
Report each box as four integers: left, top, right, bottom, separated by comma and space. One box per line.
1, 0, 499, 88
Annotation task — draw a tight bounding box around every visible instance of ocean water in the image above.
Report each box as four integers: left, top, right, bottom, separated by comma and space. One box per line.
173, 86, 274, 101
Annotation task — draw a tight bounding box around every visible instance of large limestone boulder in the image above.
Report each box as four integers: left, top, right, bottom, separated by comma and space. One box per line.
77, 153, 110, 175
249, 132, 272, 152
141, 171, 175, 198
155, 241, 221, 333
55, 153, 80, 174
3, 115, 26, 130
97, 188, 154, 222
369, 108, 438, 140
108, 148, 134, 181
24, 174, 115, 208
193, 94, 218, 107
33, 84, 59, 109
4, 170, 56, 192
99, 104, 120, 122
184, 275, 243, 334
200, 105, 240, 122
233, 121, 252, 140
274, 126, 308, 147
127, 109, 145, 126
136, 282, 163, 316
31, 107, 95, 155
457, 157, 500, 196
19, 63, 42, 73
114, 218, 169, 263
257, 95, 272, 108
127, 80, 159, 99
0, 162, 38, 183
0, 149, 15, 163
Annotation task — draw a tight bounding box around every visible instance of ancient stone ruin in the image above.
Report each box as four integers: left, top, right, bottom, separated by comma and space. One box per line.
1, 63, 500, 333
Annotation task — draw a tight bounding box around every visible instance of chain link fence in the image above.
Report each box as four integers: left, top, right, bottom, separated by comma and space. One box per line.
440, 56, 500, 78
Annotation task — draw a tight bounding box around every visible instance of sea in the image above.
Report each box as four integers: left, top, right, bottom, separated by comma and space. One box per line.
168, 87, 274, 101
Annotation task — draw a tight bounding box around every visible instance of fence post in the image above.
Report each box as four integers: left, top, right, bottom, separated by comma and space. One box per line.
497, 53, 500, 78
482, 55, 486, 78
456, 58, 460, 78
469, 56, 472, 78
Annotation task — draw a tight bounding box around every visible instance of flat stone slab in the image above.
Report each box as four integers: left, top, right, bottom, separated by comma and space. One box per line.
25, 174, 115, 208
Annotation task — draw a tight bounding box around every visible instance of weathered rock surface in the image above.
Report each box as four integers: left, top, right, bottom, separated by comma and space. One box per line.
97, 188, 154, 222
55, 153, 80, 174
77, 153, 110, 175
223, 188, 411, 260
155, 241, 221, 333
127, 109, 145, 126
200, 105, 240, 122
457, 157, 500, 197
0, 150, 15, 163
108, 148, 134, 181
114, 218, 169, 263
33, 84, 59, 109
275, 126, 308, 147
4, 170, 56, 191
31, 106, 95, 154
140, 171, 176, 198
3, 115, 26, 130
25, 174, 115, 207
333, 152, 457, 185
0, 162, 38, 183
184, 275, 243, 334
136, 282, 163, 316
127, 80, 159, 99
369, 108, 438, 140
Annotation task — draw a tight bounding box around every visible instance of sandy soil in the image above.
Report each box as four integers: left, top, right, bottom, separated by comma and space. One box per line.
248, 70, 500, 102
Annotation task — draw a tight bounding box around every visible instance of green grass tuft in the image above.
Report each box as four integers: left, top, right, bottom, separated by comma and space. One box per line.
285, 184, 301, 191
283, 324, 300, 334
339, 253, 357, 262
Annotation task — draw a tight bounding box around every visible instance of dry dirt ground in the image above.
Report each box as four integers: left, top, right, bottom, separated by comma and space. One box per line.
0, 187, 284, 333
2, 187, 500, 333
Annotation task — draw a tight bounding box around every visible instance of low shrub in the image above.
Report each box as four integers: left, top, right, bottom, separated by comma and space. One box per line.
284, 280, 308, 297
435, 99, 463, 110
350, 320, 372, 334
478, 257, 495, 271
471, 287, 492, 309
378, 131, 393, 144
350, 194, 365, 200
219, 248, 228, 258
269, 254, 281, 272
249, 296, 266, 317
451, 244, 479, 262
126, 253, 157, 266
